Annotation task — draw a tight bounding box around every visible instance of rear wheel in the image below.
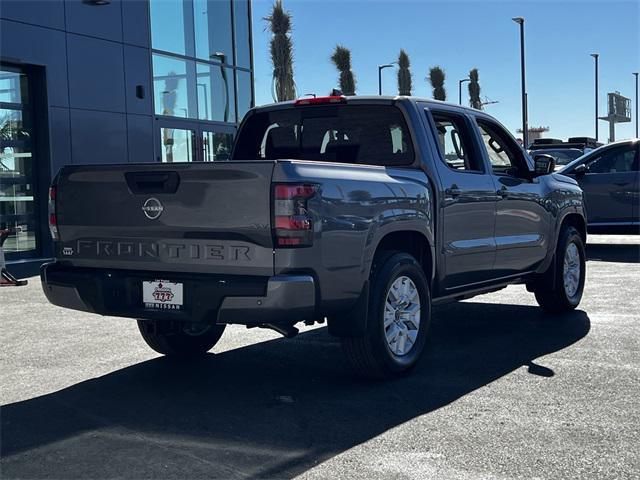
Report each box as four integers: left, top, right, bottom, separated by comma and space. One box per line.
534, 226, 586, 313
137, 320, 225, 358
341, 251, 431, 378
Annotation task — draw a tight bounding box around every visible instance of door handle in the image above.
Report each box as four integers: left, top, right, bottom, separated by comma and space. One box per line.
497, 186, 509, 198
613, 182, 630, 187
445, 185, 462, 197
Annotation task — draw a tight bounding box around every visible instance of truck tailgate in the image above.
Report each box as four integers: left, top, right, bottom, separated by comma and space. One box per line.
55, 162, 275, 276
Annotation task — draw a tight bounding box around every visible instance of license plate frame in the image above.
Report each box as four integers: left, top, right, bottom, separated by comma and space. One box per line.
142, 280, 184, 310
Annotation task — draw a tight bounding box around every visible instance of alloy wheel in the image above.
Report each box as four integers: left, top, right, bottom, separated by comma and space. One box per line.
384, 275, 421, 356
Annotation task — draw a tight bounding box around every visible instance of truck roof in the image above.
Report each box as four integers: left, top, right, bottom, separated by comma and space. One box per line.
252, 95, 484, 116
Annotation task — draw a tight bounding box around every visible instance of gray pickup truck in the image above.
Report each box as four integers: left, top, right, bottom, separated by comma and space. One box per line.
41, 96, 587, 377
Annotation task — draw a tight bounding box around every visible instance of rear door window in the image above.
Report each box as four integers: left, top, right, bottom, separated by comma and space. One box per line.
428, 111, 484, 172
233, 105, 415, 166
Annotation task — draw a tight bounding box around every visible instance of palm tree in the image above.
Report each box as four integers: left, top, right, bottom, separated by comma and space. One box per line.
468, 68, 482, 110
428, 66, 446, 101
331, 45, 356, 95
397, 49, 412, 96
264, 0, 295, 101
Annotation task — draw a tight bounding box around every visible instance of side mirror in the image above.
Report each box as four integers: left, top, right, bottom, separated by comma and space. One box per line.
573, 163, 588, 177
533, 154, 556, 177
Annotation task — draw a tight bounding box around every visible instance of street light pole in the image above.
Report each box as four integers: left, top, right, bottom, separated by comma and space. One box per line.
512, 17, 528, 147
459, 78, 470, 105
378, 64, 394, 95
591, 53, 599, 141
633, 72, 639, 138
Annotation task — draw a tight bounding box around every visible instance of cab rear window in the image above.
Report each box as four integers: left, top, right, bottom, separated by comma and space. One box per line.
232, 105, 414, 166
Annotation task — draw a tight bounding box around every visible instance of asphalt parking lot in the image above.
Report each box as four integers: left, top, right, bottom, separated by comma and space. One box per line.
1, 235, 639, 479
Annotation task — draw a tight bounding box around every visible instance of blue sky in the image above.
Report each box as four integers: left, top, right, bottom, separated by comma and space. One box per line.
251, 0, 640, 142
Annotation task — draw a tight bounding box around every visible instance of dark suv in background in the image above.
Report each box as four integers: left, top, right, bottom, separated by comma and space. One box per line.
559, 138, 639, 233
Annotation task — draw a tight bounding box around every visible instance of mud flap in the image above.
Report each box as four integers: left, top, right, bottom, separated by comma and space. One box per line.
327, 281, 369, 337
526, 252, 557, 292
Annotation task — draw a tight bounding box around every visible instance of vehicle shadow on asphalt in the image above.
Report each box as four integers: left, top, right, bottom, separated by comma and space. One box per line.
587, 243, 640, 263
1, 302, 590, 479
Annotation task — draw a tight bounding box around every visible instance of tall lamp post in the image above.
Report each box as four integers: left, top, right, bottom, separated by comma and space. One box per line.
512, 17, 528, 147
590, 53, 599, 141
459, 78, 470, 105
633, 72, 639, 138
378, 64, 394, 95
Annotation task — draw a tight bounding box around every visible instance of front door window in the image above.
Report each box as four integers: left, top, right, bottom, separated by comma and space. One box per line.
0, 66, 38, 258
585, 146, 637, 173
476, 119, 529, 177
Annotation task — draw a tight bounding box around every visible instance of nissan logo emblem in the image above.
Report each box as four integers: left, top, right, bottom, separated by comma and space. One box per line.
142, 197, 164, 220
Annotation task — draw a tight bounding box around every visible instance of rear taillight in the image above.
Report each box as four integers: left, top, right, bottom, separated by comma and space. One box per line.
273, 183, 318, 247
48, 185, 58, 240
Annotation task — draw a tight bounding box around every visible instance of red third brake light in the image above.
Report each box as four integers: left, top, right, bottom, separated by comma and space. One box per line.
274, 184, 317, 199
273, 183, 318, 247
294, 95, 346, 106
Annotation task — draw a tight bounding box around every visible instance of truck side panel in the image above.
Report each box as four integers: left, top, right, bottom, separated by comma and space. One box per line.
272, 160, 434, 314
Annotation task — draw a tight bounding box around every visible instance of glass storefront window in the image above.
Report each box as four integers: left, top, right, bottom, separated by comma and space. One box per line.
0, 176, 35, 212
196, 63, 236, 123
234, 0, 251, 69
0, 66, 38, 256
202, 131, 233, 161
0, 109, 30, 141
153, 54, 197, 118
150, 0, 252, 156
160, 127, 194, 163
0, 146, 33, 179
159, 127, 233, 163
0, 70, 28, 104
194, 0, 233, 64
236, 69, 252, 122
150, 0, 189, 55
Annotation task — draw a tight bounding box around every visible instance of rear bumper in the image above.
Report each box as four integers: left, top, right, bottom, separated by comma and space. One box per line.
40, 262, 316, 325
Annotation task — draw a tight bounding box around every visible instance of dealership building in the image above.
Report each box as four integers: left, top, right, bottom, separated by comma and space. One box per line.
0, 0, 254, 274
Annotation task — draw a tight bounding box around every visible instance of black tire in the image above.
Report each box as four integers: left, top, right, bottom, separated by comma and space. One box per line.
137, 320, 225, 358
534, 226, 586, 313
341, 251, 431, 378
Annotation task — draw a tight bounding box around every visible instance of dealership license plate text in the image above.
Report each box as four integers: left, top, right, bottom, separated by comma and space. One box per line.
142, 280, 183, 310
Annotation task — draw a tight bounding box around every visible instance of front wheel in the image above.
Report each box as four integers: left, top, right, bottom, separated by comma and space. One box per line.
341, 251, 431, 378
534, 226, 586, 313
137, 320, 226, 358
